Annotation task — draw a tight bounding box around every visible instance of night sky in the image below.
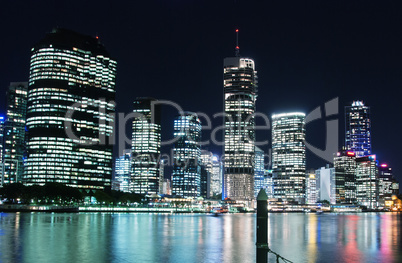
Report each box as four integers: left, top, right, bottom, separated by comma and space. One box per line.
0, 1, 401, 182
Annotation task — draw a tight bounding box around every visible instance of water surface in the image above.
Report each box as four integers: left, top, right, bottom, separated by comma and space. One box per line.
0, 212, 401, 263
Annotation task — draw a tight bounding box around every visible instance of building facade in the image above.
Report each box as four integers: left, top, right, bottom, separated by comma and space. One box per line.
0, 116, 4, 186
24, 29, 116, 190
272, 113, 306, 204
223, 57, 257, 204
254, 146, 265, 197
2, 82, 28, 184
211, 155, 222, 197
356, 155, 378, 209
316, 166, 336, 204
113, 150, 131, 193
334, 150, 357, 204
378, 164, 399, 199
306, 173, 318, 204
131, 98, 161, 195
345, 101, 371, 157
172, 112, 201, 198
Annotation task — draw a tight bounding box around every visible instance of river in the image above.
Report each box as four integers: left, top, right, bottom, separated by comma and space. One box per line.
0, 212, 401, 263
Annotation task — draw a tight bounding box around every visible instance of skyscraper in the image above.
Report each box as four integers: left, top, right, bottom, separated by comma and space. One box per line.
345, 101, 371, 157
113, 150, 131, 193
131, 98, 161, 195
272, 112, 306, 204
172, 112, 201, 198
24, 29, 116, 190
356, 155, 378, 209
223, 55, 258, 204
334, 150, 357, 204
2, 82, 28, 184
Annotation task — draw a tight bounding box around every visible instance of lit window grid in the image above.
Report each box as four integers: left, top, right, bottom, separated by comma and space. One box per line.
355, 160, 378, 209
131, 102, 161, 195
223, 58, 257, 202
172, 114, 201, 198
271, 114, 306, 202
345, 104, 371, 157
25, 43, 116, 190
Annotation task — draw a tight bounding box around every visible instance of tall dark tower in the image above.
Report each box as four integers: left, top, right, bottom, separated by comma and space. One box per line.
24, 29, 116, 190
223, 29, 258, 205
345, 101, 371, 157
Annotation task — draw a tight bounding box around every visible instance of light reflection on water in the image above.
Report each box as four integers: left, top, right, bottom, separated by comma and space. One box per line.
0, 212, 401, 263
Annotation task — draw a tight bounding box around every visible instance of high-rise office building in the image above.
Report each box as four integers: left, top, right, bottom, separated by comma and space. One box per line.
378, 164, 399, 199
345, 101, 371, 157
223, 55, 257, 204
2, 82, 28, 184
356, 155, 378, 209
334, 150, 357, 204
24, 29, 116, 190
113, 150, 131, 193
272, 113, 306, 204
0, 116, 4, 186
172, 112, 201, 198
254, 146, 265, 197
316, 166, 336, 204
131, 98, 161, 195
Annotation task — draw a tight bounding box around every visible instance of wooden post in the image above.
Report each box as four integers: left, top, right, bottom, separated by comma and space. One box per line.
256, 189, 268, 263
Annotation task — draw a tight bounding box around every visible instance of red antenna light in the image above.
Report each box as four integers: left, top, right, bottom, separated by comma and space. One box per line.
235, 29, 239, 56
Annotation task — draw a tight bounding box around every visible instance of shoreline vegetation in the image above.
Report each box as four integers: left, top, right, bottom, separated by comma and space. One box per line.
1, 183, 401, 214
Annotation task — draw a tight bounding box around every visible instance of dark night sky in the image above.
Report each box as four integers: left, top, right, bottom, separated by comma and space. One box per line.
0, 1, 401, 182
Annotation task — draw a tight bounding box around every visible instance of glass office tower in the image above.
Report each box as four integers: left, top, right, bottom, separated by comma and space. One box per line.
334, 150, 357, 204
131, 98, 161, 195
272, 113, 306, 204
223, 57, 257, 204
345, 101, 371, 157
2, 82, 28, 184
24, 29, 116, 190
356, 155, 378, 209
113, 150, 131, 193
172, 112, 201, 198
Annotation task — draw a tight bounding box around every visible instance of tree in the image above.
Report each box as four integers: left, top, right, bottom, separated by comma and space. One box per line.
0, 183, 26, 203
94, 190, 113, 205
318, 200, 330, 205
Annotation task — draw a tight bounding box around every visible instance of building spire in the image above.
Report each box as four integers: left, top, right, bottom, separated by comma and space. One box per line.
235, 29, 240, 57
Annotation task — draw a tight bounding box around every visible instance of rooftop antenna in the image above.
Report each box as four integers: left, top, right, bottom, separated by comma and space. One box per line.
235, 29, 240, 57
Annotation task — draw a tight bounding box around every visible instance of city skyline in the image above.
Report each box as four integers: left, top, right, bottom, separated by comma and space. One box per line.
0, 1, 401, 184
